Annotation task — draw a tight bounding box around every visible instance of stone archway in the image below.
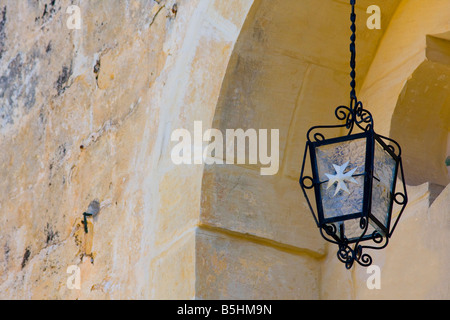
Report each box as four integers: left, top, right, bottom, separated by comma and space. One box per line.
198, 0, 401, 299
358, 1, 450, 195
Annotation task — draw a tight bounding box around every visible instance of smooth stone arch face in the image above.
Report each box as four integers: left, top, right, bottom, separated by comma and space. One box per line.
390, 57, 450, 188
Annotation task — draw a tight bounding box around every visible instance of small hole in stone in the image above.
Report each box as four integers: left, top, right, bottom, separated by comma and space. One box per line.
171, 4, 178, 16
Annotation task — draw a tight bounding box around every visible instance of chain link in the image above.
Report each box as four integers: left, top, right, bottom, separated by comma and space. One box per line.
350, 0, 357, 101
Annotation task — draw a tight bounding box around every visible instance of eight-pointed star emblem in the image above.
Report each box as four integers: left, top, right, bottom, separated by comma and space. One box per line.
325, 161, 359, 196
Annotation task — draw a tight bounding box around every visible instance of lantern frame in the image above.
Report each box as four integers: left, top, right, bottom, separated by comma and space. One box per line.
298, 0, 408, 269
299, 97, 408, 269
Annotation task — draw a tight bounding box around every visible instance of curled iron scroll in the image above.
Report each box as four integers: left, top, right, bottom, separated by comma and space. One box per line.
306, 98, 374, 143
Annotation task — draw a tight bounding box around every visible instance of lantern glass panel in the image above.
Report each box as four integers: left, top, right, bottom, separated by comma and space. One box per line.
331, 219, 378, 243
319, 176, 365, 219
315, 138, 366, 220
370, 139, 397, 234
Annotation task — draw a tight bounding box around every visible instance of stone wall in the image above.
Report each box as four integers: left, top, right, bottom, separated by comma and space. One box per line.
0, 0, 253, 299
0, 0, 449, 300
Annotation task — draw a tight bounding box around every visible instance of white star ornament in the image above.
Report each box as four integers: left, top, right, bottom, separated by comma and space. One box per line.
325, 161, 359, 197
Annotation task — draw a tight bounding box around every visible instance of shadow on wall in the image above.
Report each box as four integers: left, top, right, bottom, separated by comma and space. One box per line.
390, 33, 450, 201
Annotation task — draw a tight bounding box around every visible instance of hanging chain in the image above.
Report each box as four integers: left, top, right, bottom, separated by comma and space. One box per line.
350, 0, 357, 102
305, 0, 374, 142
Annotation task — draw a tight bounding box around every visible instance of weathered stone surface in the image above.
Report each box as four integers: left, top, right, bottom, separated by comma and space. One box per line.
201, 164, 326, 255
0, 0, 448, 300
0, 0, 254, 299
196, 227, 321, 299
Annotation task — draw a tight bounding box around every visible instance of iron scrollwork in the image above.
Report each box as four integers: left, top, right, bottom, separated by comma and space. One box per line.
298, 0, 408, 269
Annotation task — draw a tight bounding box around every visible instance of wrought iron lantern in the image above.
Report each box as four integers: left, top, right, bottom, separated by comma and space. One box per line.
299, 0, 408, 269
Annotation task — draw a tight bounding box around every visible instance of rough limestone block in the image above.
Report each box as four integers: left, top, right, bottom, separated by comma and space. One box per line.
196, 227, 320, 299
201, 164, 326, 255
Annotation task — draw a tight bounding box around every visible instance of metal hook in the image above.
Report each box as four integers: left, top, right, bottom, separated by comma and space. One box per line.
83, 212, 93, 233
82, 200, 100, 233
